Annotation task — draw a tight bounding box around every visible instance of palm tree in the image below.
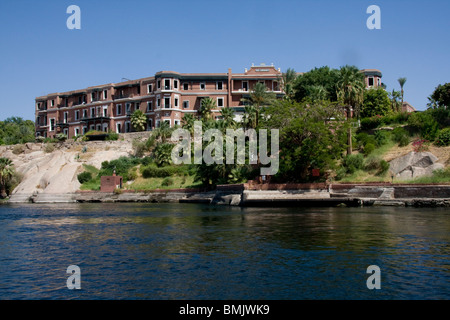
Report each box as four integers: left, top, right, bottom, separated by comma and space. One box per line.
241, 82, 276, 129
199, 97, 216, 121
0, 157, 14, 198
242, 105, 259, 129
398, 77, 407, 108
389, 89, 402, 113
130, 110, 147, 132
219, 107, 236, 128
182, 113, 196, 135
279, 68, 298, 100
336, 65, 365, 155
306, 85, 328, 102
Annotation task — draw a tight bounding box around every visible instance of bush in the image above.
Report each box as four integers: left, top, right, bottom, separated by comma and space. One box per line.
363, 143, 375, 156
97, 156, 140, 181
374, 130, 390, 147
342, 154, 364, 174
364, 156, 390, 176
106, 132, 119, 141
161, 177, 174, 187
44, 143, 55, 153
12, 144, 25, 155
77, 171, 92, 184
408, 112, 440, 141
141, 165, 188, 178
360, 115, 383, 130
55, 133, 67, 141
436, 128, 450, 146
356, 133, 376, 149
132, 139, 146, 158
392, 127, 410, 147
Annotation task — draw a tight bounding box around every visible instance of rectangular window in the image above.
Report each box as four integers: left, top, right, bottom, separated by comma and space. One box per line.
147, 119, 153, 131
75, 128, 80, 136
75, 110, 80, 120
50, 119, 55, 131
64, 112, 68, 123
217, 97, 224, 107
174, 80, 178, 89
147, 84, 153, 93
82, 126, 87, 135
82, 109, 88, 119
368, 77, 374, 87
103, 90, 108, 100
242, 81, 248, 91
157, 97, 161, 108
91, 92, 96, 102
164, 97, 170, 108
183, 83, 189, 90
117, 104, 122, 115
174, 96, 179, 108
126, 103, 131, 114
157, 80, 161, 89
200, 82, 206, 90
90, 107, 95, 118
147, 101, 153, 111
217, 81, 223, 90
183, 100, 189, 109
164, 79, 171, 90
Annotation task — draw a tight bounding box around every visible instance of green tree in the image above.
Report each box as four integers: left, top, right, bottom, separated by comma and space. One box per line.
182, 113, 196, 135
219, 107, 236, 129
389, 89, 402, 113
336, 65, 365, 155
241, 82, 276, 129
262, 99, 347, 181
0, 117, 35, 145
429, 83, 450, 109
199, 97, 216, 121
154, 143, 174, 167
0, 157, 14, 198
130, 110, 147, 132
361, 88, 392, 118
293, 66, 340, 102
398, 77, 407, 107
279, 68, 298, 100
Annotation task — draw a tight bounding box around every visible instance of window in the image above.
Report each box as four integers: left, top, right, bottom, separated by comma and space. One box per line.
157, 96, 161, 108
147, 84, 153, 93
96, 124, 102, 131
82, 109, 88, 119
116, 123, 122, 133
183, 83, 189, 90
174, 120, 180, 126
91, 92, 96, 102
63, 128, 69, 136
90, 107, 95, 118
82, 126, 88, 135
116, 104, 122, 115
75, 128, 80, 136
64, 112, 68, 123
103, 90, 108, 100
126, 103, 131, 115
174, 96, 179, 108
157, 80, 161, 89
75, 110, 80, 120
78, 96, 82, 105
174, 80, 178, 90
200, 82, 206, 90
217, 97, 224, 108
147, 101, 153, 111
164, 97, 170, 108
50, 119, 55, 131
147, 119, 153, 131
50, 100, 55, 107
242, 81, 248, 91
217, 81, 223, 90
164, 79, 171, 90
183, 100, 189, 109
90, 125, 95, 131
125, 122, 131, 133
368, 77, 374, 87
103, 106, 108, 117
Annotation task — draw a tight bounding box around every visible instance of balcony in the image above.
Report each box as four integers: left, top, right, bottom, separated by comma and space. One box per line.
80, 112, 110, 122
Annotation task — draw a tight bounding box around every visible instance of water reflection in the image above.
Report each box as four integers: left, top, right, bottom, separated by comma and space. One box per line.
0, 203, 448, 299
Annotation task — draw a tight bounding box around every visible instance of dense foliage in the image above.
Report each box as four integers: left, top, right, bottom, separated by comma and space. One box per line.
0, 117, 35, 145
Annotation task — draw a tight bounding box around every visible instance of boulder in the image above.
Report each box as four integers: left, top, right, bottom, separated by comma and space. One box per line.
389, 151, 444, 180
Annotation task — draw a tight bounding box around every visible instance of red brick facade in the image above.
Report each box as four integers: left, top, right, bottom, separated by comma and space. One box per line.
35, 65, 384, 138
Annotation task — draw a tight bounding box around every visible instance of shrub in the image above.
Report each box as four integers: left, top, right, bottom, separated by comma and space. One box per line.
44, 143, 55, 153
356, 133, 376, 149
106, 132, 119, 141
342, 154, 364, 174
161, 177, 174, 187
132, 139, 146, 158
436, 128, 450, 146
374, 130, 390, 147
360, 115, 383, 130
55, 133, 67, 141
77, 171, 92, 184
141, 165, 188, 178
392, 127, 410, 147
408, 111, 440, 141
363, 143, 375, 156
12, 144, 25, 155
365, 156, 390, 176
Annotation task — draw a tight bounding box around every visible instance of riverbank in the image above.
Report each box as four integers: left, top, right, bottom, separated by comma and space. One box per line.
5, 182, 450, 207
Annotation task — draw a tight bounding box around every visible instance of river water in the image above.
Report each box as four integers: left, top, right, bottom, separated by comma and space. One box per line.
0, 203, 448, 300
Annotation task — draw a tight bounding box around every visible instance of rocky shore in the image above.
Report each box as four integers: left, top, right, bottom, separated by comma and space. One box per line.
6, 183, 450, 207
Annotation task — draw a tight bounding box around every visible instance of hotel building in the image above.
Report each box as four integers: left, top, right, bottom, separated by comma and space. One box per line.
35, 65, 384, 138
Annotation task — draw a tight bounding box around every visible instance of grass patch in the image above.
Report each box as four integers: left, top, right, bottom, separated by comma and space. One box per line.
398, 167, 450, 184
128, 175, 200, 190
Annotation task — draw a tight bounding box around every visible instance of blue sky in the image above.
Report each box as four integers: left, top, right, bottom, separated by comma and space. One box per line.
0, 0, 449, 121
